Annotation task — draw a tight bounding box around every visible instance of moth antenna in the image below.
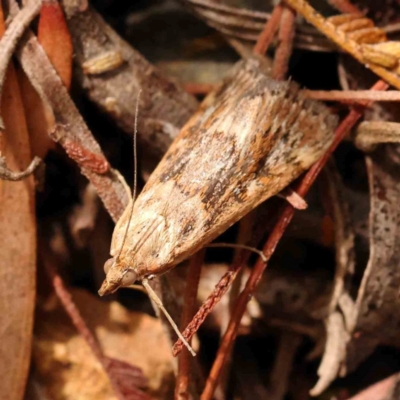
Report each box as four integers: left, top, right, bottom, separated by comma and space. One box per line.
206, 243, 267, 263
142, 278, 197, 357
117, 90, 142, 259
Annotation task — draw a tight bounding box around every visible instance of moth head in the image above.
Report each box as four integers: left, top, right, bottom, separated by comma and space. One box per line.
98, 257, 138, 296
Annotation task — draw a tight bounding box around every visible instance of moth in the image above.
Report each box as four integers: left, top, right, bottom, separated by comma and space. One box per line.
99, 57, 336, 327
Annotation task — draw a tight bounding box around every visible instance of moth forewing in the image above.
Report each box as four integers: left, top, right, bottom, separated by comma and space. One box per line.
100, 58, 337, 295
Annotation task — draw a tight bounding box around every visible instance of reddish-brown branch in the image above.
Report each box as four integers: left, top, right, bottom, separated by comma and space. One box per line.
326, 0, 361, 14
175, 250, 205, 400
253, 3, 283, 55
272, 5, 296, 81
172, 249, 252, 356
200, 79, 388, 400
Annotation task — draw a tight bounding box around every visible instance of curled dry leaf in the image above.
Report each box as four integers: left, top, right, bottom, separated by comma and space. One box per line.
345, 144, 400, 371
34, 289, 174, 400
0, 11, 36, 400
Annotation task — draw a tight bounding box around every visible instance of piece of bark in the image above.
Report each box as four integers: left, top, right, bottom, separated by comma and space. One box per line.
345, 144, 400, 371
60, 0, 198, 170
0, 22, 36, 400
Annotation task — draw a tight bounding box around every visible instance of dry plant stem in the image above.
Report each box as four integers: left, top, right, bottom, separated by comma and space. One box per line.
253, 3, 282, 55
175, 250, 205, 400
304, 89, 400, 102
355, 121, 400, 151
200, 79, 389, 400
327, 0, 361, 14
0, 155, 41, 180
284, 0, 400, 90
0, 0, 42, 128
272, 5, 296, 81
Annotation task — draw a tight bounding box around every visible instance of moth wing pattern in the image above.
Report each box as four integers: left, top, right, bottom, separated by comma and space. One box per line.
112, 58, 337, 278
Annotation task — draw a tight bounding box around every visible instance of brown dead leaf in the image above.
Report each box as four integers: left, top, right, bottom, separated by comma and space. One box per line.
34, 289, 175, 400
0, 9, 36, 400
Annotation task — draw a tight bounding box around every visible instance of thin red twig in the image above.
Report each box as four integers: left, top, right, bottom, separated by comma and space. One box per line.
172, 249, 252, 356
200, 79, 388, 400
272, 4, 296, 81
326, 0, 362, 14
175, 250, 205, 400
253, 3, 283, 55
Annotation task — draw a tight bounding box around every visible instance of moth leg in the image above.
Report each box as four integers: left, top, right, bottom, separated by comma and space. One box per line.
354, 121, 400, 152
206, 243, 267, 262
0, 155, 42, 181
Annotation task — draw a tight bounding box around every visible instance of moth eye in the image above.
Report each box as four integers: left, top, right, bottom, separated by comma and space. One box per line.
104, 258, 115, 274
121, 269, 138, 287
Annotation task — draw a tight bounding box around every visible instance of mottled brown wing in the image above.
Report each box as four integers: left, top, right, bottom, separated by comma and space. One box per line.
112, 58, 337, 277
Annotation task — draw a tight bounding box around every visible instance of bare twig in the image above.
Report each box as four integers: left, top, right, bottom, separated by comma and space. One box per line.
175, 250, 205, 400
272, 4, 296, 80
0, 0, 42, 129
253, 3, 283, 56
199, 79, 389, 400
327, 0, 362, 15
0, 155, 41, 181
